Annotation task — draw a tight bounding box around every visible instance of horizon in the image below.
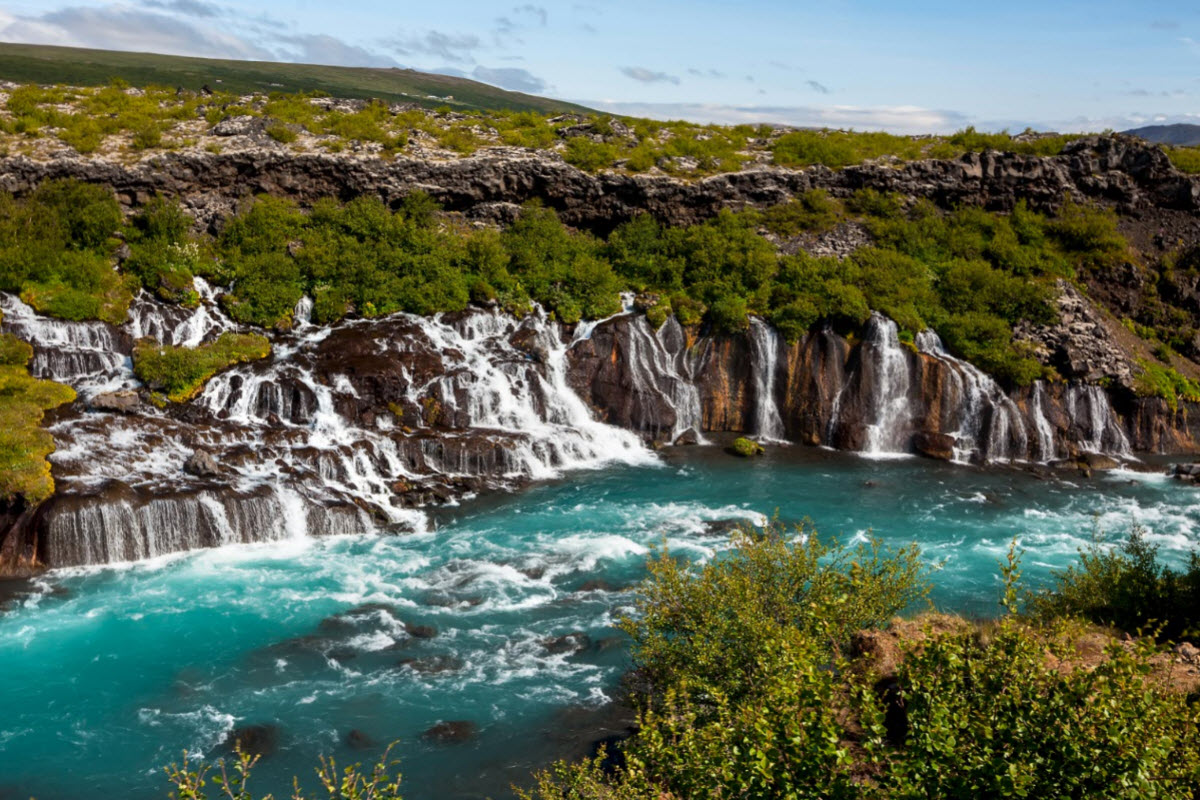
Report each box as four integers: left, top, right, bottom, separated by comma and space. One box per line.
1, 0, 1198, 135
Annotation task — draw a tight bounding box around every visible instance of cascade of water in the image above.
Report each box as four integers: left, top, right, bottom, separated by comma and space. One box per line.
0, 293, 131, 394
617, 314, 706, 443
412, 309, 656, 478
859, 314, 914, 455
748, 317, 786, 442
1065, 383, 1131, 455
294, 295, 314, 328
1029, 381, 1057, 462
126, 285, 236, 347
915, 329, 1029, 462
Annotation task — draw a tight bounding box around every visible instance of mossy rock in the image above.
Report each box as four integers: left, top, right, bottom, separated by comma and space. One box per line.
730, 437, 765, 458
133, 332, 271, 403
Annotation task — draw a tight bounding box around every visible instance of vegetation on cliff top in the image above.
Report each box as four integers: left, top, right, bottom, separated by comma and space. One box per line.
0, 176, 1138, 388
132, 332, 271, 403
1, 80, 1088, 178
162, 523, 1200, 800
0, 325, 76, 503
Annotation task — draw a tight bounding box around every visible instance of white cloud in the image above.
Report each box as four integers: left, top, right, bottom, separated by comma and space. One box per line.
0, 4, 274, 60
588, 101, 970, 135
471, 65, 547, 93
620, 66, 680, 85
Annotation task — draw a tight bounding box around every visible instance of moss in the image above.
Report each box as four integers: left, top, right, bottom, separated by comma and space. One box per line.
133, 332, 271, 402
730, 436, 765, 457
1132, 359, 1200, 412
0, 345, 76, 503
421, 395, 443, 426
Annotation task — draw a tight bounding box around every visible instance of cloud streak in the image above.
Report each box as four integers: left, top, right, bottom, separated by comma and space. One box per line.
621, 66, 679, 85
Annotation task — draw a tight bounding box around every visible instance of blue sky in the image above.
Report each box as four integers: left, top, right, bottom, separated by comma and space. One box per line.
1, 0, 1197, 133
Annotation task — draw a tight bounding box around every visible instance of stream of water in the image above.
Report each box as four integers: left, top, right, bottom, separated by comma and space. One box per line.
2, 447, 1198, 800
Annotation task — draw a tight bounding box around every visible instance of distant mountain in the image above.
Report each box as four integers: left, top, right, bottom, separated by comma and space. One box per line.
1123, 123, 1200, 147
0, 42, 592, 115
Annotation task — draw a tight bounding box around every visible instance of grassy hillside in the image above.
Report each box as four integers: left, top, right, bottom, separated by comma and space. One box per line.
0, 42, 592, 115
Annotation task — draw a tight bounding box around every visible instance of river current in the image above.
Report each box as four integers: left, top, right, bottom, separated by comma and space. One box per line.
2, 446, 1198, 799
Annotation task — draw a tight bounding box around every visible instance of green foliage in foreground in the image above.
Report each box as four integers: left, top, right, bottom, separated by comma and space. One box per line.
0, 329, 76, 503
167, 744, 403, 800
133, 333, 271, 403
1034, 530, 1200, 641
520, 526, 1200, 800
156, 527, 1200, 800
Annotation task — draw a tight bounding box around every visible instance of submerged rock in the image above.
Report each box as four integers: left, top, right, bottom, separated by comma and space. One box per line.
221, 724, 280, 757
542, 632, 591, 655
345, 729, 375, 750
421, 720, 477, 744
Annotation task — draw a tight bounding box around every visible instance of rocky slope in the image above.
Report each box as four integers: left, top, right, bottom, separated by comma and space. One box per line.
3, 135, 1200, 574
1, 133, 1198, 234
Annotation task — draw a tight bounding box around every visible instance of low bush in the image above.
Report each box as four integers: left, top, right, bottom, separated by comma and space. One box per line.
1034, 529, 1200, 641
1133, 359, 1200, 411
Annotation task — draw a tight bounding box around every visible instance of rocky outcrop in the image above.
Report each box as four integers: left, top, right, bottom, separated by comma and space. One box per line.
1015, 280, 1135, 387
0, 135, 1195, 233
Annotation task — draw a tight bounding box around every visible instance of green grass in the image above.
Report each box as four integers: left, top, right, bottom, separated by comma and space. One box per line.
1165, 145, 1200, 174
0, 43, 592, 115
1133, 359, 1200, 411
132, 332, 271, 402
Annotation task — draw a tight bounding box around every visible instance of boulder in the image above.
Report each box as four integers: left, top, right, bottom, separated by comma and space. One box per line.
404, 622, 438, 639
89, 391, 140, 414
673, 428, 700, 446
183, 449, 221, 477
729, 437, 764, 457
913, 431, 956, 461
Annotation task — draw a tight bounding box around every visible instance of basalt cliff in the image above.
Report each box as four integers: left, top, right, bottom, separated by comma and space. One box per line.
3, 134, 1199, 574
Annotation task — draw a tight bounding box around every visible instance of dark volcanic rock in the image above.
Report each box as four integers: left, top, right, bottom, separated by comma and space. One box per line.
542, 632, 591, 655
914, 432, 956, 461
421, 720, 478, 744
345, 729, 375, 750
221, 724, 280, 757
88, 391, 140, 414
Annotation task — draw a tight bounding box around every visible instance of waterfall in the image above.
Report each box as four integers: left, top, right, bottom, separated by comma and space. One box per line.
619, 315, 706, 443
859, 314, 914, 455
915, 329, 1029, 463
0, 294, 130, 394
1065, 383, 1131, 455
1030, 381, 1056, 462
748, 317, 786, 442
412, 309, 655, 477
126, 279, 237, 348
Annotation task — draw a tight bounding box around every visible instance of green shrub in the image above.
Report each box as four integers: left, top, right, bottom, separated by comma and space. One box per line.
1165, 145, 1200, 174
133, 332, 271, 402
265, 122, 298, 144
1034, 530, 1200, 641
623, 520, 927, 699
876, 619, 1200, 799
563, 137, 619, 171
759, 189, 844, 236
